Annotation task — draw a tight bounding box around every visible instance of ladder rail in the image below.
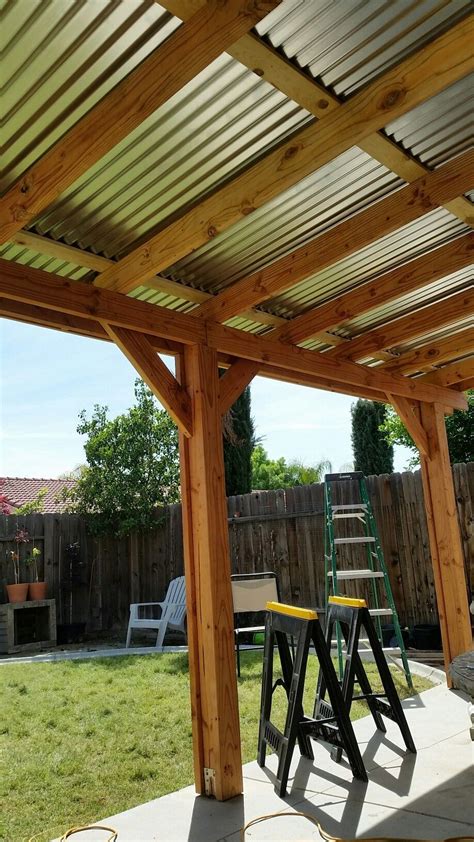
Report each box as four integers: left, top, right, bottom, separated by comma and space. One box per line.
323, 472, 413, 689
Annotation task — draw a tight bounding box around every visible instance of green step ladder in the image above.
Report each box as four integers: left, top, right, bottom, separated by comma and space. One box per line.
324, 471, 413, 689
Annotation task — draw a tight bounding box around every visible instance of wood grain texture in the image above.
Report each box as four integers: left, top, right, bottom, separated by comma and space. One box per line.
0, 0, 280, 243
0, 258, 206, 345
268, 234, 474, 345
103, 324, 193, 436
388, 395, 430, 458
418, 401, 472, 673
418, 358, 474, 387
330, 289, 474, 362
198, 153, 473, 328
380, 328, 474, 375
94, 20, 474, 294
179, 344, 243, 800
219, 359, 260, 415
207, 322, 468, 409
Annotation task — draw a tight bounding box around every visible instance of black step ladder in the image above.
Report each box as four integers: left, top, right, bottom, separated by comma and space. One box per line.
315, 596, 416, 761
324, 471, 413, 689
257, 600, 367, 797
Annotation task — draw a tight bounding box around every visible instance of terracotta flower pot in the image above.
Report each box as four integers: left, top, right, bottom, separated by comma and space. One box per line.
29, 581, 48, 601
6, 583, 29, 603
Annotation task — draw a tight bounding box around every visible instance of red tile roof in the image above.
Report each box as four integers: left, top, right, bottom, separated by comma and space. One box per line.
0, 477, 76, 513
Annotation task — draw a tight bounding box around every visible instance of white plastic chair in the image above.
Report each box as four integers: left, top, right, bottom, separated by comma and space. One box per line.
126, 575, 186, 648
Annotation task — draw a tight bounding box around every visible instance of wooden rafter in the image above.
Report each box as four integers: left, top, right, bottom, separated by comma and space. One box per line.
268, 234, 473, 346
0, 259, 466, 409
419, 358, 474, 387
379, 328, 474, 375
219, 359, 260, 415
161, 1, 473, 227
0, 0, 280, 244
328, 289, 474, 362
93, 20, 474, 294
102, 324, 193, 436
197, 152, 474, 326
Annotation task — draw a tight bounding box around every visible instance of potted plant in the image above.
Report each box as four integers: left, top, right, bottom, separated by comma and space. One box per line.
26, 547, 47, 601
6, 528, 29, 603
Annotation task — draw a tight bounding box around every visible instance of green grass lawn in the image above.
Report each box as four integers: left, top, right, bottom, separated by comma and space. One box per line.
1, 652, 431, 842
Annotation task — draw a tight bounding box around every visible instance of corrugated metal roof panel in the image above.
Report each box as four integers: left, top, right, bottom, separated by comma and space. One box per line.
30, 53, 310, 258
256, 0, 472, 97
387, 319, 474, 355
385, 75, 474, 167
165, 148, 402, 292
265, 211, 469, 319
336, 267, 474, 338
0, 242, 90, 281
1, 0, 179, 191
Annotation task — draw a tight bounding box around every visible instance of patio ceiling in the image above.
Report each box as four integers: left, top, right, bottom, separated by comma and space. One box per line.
0, 0, 472, 400
1, 0, 473, 804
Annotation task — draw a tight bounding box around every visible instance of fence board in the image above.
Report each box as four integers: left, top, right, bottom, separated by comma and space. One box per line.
0, 465, 472, 633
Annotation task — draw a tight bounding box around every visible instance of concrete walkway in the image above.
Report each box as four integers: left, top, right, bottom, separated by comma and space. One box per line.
52, 682, 474, 841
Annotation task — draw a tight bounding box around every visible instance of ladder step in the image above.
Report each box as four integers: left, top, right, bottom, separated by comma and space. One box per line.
334, 536, 375, 544
333, 513, 366, 520
369, 608, 393, 617
332, 504, 367, 511
328, 569, 384, 580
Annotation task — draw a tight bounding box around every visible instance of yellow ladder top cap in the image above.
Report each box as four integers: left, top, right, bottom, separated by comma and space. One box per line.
329, 596, 367, 608
266, 601, 318, 621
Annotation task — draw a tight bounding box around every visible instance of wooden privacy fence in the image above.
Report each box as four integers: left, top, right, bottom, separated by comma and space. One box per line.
0, 465, 472, 633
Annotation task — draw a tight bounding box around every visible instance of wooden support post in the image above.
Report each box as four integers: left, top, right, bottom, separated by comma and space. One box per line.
416, 402, 472, 675
178, 345, 243, 800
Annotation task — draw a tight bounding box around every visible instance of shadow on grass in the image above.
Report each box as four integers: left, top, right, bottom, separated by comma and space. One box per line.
61, 652, 190, 674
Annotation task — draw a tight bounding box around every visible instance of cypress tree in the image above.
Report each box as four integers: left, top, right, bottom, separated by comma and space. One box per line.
351, 399, 394, 476
222, 385, 256, 496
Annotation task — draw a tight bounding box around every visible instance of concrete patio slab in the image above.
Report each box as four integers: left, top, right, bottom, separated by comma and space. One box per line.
51, 682, 474, 842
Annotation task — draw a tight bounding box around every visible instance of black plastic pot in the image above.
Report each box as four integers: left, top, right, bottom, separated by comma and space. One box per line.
381, 623, 410, 647
413, 623, 441, 650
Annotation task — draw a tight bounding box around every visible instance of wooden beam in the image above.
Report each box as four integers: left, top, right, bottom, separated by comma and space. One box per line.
0, 0, 281, 244
258, 364, 388, 403
178, 344, 243, 799
0, 258, 206, 346
0, 260, 466, 409
10, 231, 113, 273
329, 289, 474, 362
102, 324, 192, 436
417, 401, 472, 673
197, 154, 474, 326
455, 378, 474, 391
207, 322, 468, 409
380, 328, 474, 375
219, 359, 260, 415
267, 234, 474, 346
418, 358, 474, 387
387, 394, 430, 458
93, 20, 474, 294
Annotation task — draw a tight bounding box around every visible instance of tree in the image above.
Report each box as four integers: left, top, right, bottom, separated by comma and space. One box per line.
222, 385, 256, 496
65, 379, 180, 536
381, 389, 474, 467
351, 399, 394, 475
251, 445, 331, 490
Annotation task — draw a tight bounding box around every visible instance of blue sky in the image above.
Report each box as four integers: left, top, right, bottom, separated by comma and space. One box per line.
1, 319, 410, 478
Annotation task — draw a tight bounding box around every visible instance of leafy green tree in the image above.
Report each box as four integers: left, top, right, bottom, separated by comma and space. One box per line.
351, 399, 394, 475
64, 380, 180, 536
251, 445, 331, 490
223, 385, 256, 496
381, 390, 474, 467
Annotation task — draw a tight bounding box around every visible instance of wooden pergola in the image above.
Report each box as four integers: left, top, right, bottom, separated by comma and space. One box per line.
1, 0, 473, 803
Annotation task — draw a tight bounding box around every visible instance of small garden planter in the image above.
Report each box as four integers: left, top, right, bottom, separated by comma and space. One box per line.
6, 583, 29, 603
28, 581, 48, 601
